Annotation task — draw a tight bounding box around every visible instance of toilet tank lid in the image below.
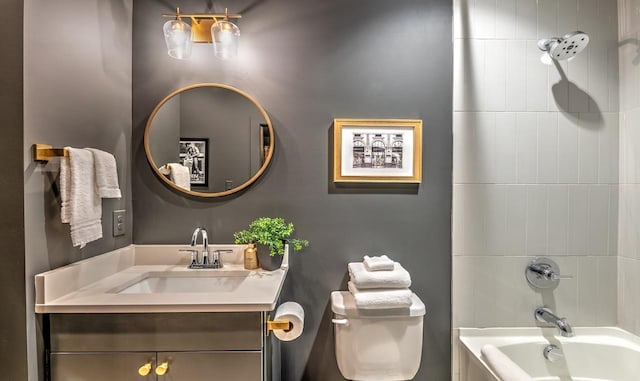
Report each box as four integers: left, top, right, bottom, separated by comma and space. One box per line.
331, 291, 426, 318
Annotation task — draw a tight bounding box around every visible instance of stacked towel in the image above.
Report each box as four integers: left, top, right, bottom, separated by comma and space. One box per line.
481, 345, 533, 381
160, 163, 191, 191
60, 147, 122, 248
347, 257, 413, 309
363, 255, 395, 271
348, 262, 411, 289
347, 282, 413, 309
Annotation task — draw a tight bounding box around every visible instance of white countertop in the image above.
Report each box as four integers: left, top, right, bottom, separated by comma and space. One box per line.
35, 244, 288, 313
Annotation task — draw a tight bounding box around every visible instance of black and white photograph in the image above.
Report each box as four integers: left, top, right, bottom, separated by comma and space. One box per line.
179, 138, 209, 186
333, 119, 422, 183
351, 132, 404, 169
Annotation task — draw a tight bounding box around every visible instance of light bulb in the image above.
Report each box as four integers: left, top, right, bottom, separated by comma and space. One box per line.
211, 19, 240, 60
163, 19, 192, 59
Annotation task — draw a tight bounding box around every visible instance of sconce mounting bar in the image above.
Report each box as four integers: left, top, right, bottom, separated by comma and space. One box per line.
161, 12, 241, 20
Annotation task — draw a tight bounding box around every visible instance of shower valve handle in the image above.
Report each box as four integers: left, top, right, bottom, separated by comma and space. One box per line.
550, 273, 573, 280
526, 258, 573, 289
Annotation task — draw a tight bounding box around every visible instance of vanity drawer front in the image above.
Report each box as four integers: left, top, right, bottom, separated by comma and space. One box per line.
157, 351, 261, 380
50, 312, 262, 352
50, 352, 156, 381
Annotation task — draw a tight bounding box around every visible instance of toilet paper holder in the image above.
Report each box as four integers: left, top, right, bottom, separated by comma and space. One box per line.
265, 316, 292, 336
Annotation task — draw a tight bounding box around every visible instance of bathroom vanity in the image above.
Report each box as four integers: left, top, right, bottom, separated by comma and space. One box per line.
35, 245, 287, 380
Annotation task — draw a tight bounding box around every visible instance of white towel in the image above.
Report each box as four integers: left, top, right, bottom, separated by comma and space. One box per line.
347, 281, 413, 309
481, 345, 533, 381
64, 147, 103, 248
363, 255, 395, 271
160, 163, 191, 191
86, 148, 121, 198
348, 262, 411, 289
60, 156, 72, 224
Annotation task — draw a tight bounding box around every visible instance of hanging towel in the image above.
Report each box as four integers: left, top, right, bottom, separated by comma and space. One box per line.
347, 281, 413, 309
65, 147, 103, 248
160, 163, 191, 191
60, 156, 72, 224
348, 262, 411, 289
481, 345, 533, 381
86, 148, 121, 198
363, 255, 395, 271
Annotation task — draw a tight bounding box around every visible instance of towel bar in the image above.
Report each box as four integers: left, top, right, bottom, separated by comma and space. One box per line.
33, 144, 69, 162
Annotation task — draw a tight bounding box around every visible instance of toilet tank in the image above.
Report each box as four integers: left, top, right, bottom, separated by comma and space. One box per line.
331, 291, 426, 381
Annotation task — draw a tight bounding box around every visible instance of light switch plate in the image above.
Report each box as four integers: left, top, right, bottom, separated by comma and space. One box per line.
112, 210, 126, 237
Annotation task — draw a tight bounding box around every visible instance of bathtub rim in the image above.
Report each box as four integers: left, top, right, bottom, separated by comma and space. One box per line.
458, 326, 640, 381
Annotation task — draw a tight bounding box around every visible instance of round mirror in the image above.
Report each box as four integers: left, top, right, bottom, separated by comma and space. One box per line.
144, 83, 274, 197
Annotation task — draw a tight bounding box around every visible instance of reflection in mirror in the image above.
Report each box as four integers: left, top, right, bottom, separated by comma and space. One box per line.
144, 84, 274, 197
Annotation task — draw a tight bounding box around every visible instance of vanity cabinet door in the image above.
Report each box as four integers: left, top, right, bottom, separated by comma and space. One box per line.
156, 351, 261, 381
50, 352, 156, 381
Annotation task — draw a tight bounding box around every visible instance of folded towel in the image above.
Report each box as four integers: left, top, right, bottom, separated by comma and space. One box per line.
86, 148, 121, 198
160, 163, 191, 191
363, 255, 395, 271
64, 147, 103, 248
347, 281, 413, 309
481, 345, 533, 381
348, 262, 411, 289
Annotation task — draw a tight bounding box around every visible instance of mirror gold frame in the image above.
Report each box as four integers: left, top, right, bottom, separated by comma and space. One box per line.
143, 83, 274, 198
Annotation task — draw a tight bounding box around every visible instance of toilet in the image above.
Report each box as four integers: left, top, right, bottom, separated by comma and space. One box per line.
331, 291, 426, 381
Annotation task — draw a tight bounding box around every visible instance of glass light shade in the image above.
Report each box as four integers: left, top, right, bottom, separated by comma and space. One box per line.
211, 19, 240, 60
163, 19, 192, 59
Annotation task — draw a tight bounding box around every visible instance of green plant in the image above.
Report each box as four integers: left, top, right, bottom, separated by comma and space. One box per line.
233, 217, 309, 256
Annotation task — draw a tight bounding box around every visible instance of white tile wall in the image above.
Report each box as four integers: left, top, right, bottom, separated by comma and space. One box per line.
452, 255, 617, 327
453, 1, 629, 379
453, 112, 619, 184
453, 1, 620, 369
618, 0, 640, 337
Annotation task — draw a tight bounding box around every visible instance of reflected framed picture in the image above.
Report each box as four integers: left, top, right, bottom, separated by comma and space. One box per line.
333, 119, 422, 183
179, 138, 209, 187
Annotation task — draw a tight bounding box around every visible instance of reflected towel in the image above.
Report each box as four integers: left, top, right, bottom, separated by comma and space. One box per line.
363, 255, 395, 271
481, 345, 533, 381
64, 147, 103, 248
86, 148, 121, 198
160, 163, 190, 191
347, 281, 412, 309
348, 262, 411, 289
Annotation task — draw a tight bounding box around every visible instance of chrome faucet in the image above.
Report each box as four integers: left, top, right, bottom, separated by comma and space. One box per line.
535, 307, 574, 337
179, 227, 230, 269
190, 227, 210, 265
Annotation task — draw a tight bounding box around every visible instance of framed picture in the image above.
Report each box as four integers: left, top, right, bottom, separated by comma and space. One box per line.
333, 119, 422, 183
179, 138, 209, 187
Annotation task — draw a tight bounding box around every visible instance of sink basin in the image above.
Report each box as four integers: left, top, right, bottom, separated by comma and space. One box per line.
116, 271, 249, 294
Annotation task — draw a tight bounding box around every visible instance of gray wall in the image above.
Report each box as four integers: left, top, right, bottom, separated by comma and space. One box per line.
0, 0, 27, 379
148, 93, 181, 168
23, 0, 133, 379
133, 0, 452, 380
179, 88, 264, 191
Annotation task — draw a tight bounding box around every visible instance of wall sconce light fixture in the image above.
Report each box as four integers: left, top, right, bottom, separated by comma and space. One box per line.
162, 8, 242, 60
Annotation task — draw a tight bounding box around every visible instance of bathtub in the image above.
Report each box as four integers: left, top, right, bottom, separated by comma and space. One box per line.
458, 327, 640, 381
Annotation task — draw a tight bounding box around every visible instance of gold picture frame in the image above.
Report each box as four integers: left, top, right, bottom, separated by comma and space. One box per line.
333, 119, 422, 183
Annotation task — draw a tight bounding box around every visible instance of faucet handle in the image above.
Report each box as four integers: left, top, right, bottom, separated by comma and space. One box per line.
526, 257, 573, 289
179, 249, 199, 267
551, 273, 573, 280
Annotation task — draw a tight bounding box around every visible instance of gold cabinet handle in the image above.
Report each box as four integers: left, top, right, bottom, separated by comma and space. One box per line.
155, 361, 169, 376
138, 362, 153, 376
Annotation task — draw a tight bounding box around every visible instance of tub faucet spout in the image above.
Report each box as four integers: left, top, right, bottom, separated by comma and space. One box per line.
535, 307, 574, 337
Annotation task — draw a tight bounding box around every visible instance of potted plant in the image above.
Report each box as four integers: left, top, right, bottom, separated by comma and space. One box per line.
234, 217, 309, 270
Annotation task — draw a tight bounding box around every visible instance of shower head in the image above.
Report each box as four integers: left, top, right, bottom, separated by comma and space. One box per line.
538, 31, 590, 61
